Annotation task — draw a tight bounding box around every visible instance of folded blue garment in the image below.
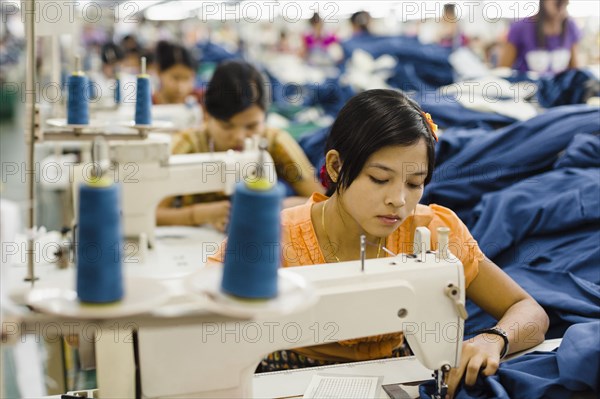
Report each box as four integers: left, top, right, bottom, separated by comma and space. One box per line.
341, 35, 454, 91
419, 322, 600, 399
554, 133, 600, 169
537, 68, 600, 108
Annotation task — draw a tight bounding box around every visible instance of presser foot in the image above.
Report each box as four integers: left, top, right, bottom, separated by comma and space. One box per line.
433, 364, 451, 399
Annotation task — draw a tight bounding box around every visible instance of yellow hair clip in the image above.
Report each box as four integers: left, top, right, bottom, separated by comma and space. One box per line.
422, 112, 438, 142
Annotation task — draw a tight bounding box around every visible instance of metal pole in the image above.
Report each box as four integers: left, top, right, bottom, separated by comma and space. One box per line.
24, 0, 37, 284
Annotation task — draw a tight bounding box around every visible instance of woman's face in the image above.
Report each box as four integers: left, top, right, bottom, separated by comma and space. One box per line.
206, 105, 265, 151
543, 0, 569, 21
159, 64, 195, 104
337, 141, 429, 238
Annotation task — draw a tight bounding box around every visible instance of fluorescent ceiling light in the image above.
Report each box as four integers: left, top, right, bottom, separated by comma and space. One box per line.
145, 0, 202, 21
117, 0, 162, 20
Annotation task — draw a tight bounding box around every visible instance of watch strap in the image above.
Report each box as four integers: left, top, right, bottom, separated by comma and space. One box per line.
474, 326, 509, 359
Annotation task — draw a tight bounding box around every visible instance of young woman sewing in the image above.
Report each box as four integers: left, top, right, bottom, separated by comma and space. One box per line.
209, 89, 549, 398
156, 60, 322, 232
153, 41, 200, 105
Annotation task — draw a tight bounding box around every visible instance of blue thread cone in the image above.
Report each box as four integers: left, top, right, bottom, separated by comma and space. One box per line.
221, 182, 285, 299
114, 78, 121, 105
135, 76, 152, 125
76, 181, 124, 303
88, 79, 97, 100
67, 74, 90, 125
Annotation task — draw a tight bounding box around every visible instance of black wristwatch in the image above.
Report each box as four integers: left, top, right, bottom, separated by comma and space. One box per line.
475, 326, 510, 359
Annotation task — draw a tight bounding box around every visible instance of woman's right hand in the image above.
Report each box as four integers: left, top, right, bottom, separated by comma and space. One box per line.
193, 201, 231, 232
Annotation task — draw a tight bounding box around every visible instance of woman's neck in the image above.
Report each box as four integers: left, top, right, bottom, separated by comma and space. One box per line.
319, 195, 383, 262
542, 16, 565, 36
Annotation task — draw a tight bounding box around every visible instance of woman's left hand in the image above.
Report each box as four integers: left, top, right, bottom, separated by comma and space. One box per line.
446, 334, 504, 399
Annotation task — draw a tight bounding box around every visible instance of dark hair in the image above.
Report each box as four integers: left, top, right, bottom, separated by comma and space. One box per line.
101, 42, 124, 65
324, 89, 436, 195
443, 4, 457, 21
120, 35, 140, 54
155, 41, 197, 73
536, 0, 568, 48
142, 49, 155, 67
350, 11, 371, 33
310, 12, 322, 26
205, 60, 267, 121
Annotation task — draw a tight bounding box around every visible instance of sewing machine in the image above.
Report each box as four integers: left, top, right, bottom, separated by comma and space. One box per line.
83, 229, 466, 399
6, 227, 466, 399
7, 221, 569, 399
71, 136, 277, 249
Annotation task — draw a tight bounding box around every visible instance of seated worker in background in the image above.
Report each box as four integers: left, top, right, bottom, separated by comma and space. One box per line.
301, 13, 340, 65
156, 60, 323, 232
499, 0, 581, 74
100, 42, 124, 80
87, 42, 124, 107
153, 40, 201, 105
275, 30, 294, 54
209, 89, 549, 398
350, 10, 372, 37
438, 3, 468, 49
340, 11, 374, 60
119, 34, 143, 74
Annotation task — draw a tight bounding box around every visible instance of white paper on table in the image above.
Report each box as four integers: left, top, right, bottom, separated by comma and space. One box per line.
303, 374, 382, 399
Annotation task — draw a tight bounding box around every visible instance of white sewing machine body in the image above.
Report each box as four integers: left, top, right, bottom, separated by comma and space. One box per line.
72, 136, 277, 248
96, 249, 465, 398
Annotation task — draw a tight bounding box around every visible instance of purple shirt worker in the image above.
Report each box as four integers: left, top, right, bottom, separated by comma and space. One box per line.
500, 0, 582, 75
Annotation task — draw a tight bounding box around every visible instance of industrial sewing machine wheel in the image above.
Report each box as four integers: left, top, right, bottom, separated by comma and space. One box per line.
25, 275, 170, 319
186, 266, 318, 319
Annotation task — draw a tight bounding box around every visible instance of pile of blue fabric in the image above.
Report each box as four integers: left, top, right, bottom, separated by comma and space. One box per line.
195, 41, 240, 64
298, 126, 329, 173
341, 35, 454, 92
265, 70, 354, 119
505, 68, 599, 108
419, 322, 600, 399
415, 92, 518, 130
420, 104, 600, 398
537, 68, 600, 108
422, 105, 600, 223
302, 78, 355, 117
298, 92, 520, 171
